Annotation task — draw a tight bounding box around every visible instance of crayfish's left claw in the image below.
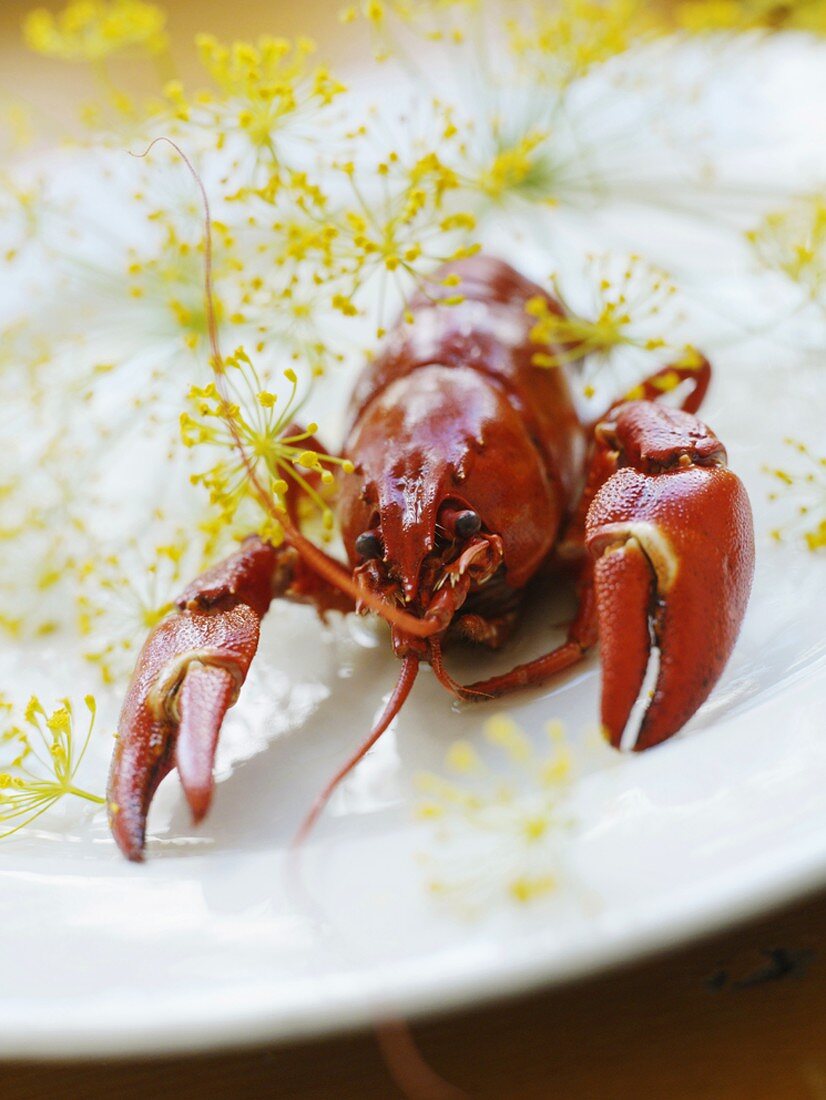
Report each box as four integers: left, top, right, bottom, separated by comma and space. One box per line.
107, 538, 277, 860
586, 402, 755, 751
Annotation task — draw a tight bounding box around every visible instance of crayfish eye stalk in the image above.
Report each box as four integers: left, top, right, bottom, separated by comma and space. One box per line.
454, 510, 482, 538
355, 529, 383, 560
437, 504, 482, 542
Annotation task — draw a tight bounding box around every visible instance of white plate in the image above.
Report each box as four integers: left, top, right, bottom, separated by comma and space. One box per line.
0, 36, 825, 1061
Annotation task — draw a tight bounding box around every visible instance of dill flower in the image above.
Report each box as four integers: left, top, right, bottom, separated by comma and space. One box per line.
747, 196, 826, 305
23, 0, 168, 62
123, 210, 234, 353
765, 438, 826, 551
507, 0, 654, 89
162, 34, 347, 169
0, 103, 34, 157
0, 695, 104, 840
0, 173, 48, 266
470, 127, 558, 204
415, 714, 573, 915
75, 525, 228, 684
180, 347, 354, 540
341, 0, 482, 49
675, 0, 826, 34
525, 253, 699, 398
0, 442, 80, 642
292, 150, 479, 327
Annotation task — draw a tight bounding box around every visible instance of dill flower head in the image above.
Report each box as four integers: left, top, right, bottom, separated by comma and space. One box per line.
765, 438, 826, 552
124, 204, 236, 353
526, 253, 697, 398
250, 116, 480, 330
180, 348, 354, 540
747, 197, 826, 305
341, 0, 482, 49
0, 695, 104, 840
163, 33, 347, 164
675, 0, 826, 34
507, 0, 653, 89
471, 126, 557, 204
319, 151, 479, 325
75, 524, 228, 684
0, 103, 34, 158
0, 173, 48, 265
415, 715, 573, 915
23, 0, 168, 62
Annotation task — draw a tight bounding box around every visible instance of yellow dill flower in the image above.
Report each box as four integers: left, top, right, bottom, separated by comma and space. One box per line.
676, 0, 826, 34
526, 253, 697, 398
765, 438, 826, 552
0, 103, 34, 156
747, 196, 826, 304
415, 714, 573, 915
180, 347, 353, 539
474, 128, 555, 202
0, 451, 75, 642
343, 0, 481, 49
23, 0, 168, 62
75, 525, 227, 684
0, 174, 48, 263
0, 695, 104, 840
124, 214, 232, 350
280, 149, 478, 326
170, 34, 347, 157
507, 0, 654, 89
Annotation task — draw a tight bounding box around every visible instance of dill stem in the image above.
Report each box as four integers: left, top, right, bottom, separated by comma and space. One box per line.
66, 786, 106, 806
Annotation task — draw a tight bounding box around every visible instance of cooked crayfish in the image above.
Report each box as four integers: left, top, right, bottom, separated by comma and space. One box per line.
108, 256, 754, 860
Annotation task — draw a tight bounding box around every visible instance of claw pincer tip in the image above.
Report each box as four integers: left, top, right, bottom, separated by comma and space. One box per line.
107, 538, 276, 860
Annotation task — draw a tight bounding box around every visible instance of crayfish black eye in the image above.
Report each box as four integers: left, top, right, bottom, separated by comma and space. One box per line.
454, 510, 482, 538
355, 530, 382, 560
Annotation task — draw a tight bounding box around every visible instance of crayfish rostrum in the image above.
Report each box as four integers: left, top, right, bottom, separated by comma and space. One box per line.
108, 256, 754, 860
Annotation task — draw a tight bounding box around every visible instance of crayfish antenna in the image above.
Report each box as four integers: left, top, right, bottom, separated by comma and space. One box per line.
133, 138, 438, 643
293, 655, 419, 847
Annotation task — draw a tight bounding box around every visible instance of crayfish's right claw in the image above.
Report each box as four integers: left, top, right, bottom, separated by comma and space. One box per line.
107, 538, 277, 861
585, 403, 755, 752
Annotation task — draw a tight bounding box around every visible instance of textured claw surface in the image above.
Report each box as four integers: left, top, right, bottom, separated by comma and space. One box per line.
107, 538, 276, 860
176, 662, 237, 824
602, 401, 727, 471
587, 457, 754, 751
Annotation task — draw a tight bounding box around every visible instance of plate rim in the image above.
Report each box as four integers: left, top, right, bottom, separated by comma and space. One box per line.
1, 659, 824, 1063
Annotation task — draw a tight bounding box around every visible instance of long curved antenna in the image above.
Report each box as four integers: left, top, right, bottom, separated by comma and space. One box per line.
293, 655, 420, 846
130, 138, 439, 640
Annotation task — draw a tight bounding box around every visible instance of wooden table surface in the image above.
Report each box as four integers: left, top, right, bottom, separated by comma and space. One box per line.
3, 3, 824, 1097
7, 884, 826, 1099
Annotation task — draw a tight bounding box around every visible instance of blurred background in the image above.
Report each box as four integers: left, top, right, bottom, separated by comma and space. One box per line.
0, 0, 348, 120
